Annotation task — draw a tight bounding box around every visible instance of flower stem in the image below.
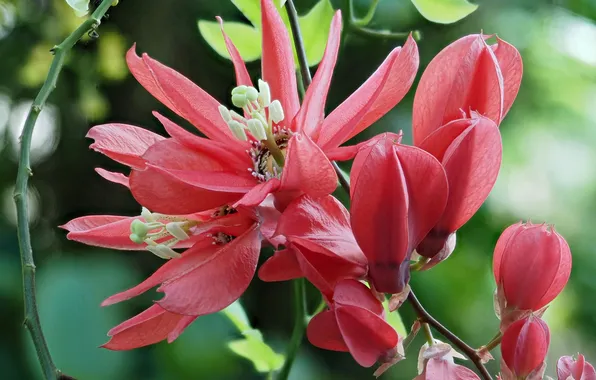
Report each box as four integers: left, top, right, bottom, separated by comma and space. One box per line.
407, 290, 492, 380
481, 332, 503, 352
422, 323, 434, 345
285, 0, 351, 196
13, 1, 115, 379
277, 279, 307, 380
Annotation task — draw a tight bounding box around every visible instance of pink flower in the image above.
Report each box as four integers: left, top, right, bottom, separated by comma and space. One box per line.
500, 316, 549, 380
350, 133, 448, 294
415, 341, 480, 380
558, 354, 596, 380
493, 222, 572, 326
258, 194, 367, 299
95, 0, 418, 215
306, 279, 400, 368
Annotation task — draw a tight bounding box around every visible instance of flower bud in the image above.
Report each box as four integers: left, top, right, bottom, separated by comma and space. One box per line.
493, 222, 572, 316
500, 316, 549, 379
557, 354, 596, 380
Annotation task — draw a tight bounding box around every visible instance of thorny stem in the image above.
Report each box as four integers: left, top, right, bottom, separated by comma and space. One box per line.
285, 0, 351, 196
407, 290, 493, 380
13, 1, 115, 379
277, 279, 307, 380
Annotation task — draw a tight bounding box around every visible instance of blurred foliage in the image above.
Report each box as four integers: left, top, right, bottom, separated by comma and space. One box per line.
1, 0, 596, 379
410, 0, 478, 24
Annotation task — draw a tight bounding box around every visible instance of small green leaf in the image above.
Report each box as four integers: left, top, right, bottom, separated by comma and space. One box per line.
383, 299, 408, 337
411, 0, 478, 24
222, 300, 252, 332
198, 20, 262, 62
298, 0, 335, 66
231, 0, 262, 28
65, 0, 89, 17
228, 339, 285, 373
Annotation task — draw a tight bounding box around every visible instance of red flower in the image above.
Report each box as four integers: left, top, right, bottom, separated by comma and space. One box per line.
500, 316, 549, 380
493, 222, 572, 325
258, 194, 367, 299
306, 279, 400, 368
412, 34, 521, 258
415, 342, 480, 380
350, 133, 448, 294
557, 354, 596, 380
93, 0, 419, 215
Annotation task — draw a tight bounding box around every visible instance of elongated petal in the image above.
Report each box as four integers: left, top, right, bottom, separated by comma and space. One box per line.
130, 139, 243, 214
501, 316, 550, 377
307, 309, 349, 352
350, 136, 410, 293
87, 124, 164, 169
280, 133, 338, 197
333, 279, 383, 315
417, 118, 473, 161
234, 179, 281, 208
295, 11, 342, 136
258, 248, 303, 282
95, 168, 130, 188
217, 16, 252, 87
492, 37, 523, 118
157, 225, 261, 315
412, 34, 503, 145
102, 305, 191, 350
147, 165, 257, 192
318, 36, 418, 150
423, 357, 481, 380
62, 215, 140, 249
261, 0, 299, 121
492, 222, 524, 282
126, 46, 232, 142
336, 305, 399, 367
154, 112, 250, 171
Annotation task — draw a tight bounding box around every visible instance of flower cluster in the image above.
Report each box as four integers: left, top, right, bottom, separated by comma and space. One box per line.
63, 0, 588, 377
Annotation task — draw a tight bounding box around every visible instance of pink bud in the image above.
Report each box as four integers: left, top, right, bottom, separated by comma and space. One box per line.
493, 222, 572, 312
500, 316, 550, 379
557, 354, 596, 380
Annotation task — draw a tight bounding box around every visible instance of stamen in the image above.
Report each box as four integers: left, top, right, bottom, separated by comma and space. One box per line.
247, 119, 267, 140
258, 79, 271, 106
269, 100, 284, 124
218, 105, 232, 123
228, 120, 248, 141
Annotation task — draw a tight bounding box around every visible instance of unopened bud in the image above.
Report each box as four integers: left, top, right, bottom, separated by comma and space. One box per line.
258, 79, 271, 106
269, 100, 284, 124
228, 120, 248, 141
247, 119, 267, 140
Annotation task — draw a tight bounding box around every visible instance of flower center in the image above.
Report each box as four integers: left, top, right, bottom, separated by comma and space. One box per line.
219, 79, 290, 180
129, 207, 199, 259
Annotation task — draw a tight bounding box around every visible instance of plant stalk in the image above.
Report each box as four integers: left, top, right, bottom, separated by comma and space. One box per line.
277, 279, 307, 380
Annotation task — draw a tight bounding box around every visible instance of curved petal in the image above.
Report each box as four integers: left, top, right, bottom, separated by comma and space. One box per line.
280, 133, 338, 197
147, 165, 257, 192
261, 0, 299, 121
217, 16, 252, 87
424, 358, 481, 380
318, 36, 418, 150
258, 248, 303, 282
501, 316, 550, 377
492, 37, 523, 119
95, 168, 130, 188
87, 123, 164, 169
61, 215, 140, 250
336, 305, 399, 368
306, 309, 349, 352
492, 222, 523, 282
234, 179, 281, 208
333, 279, 383, 315
536, 229, 572, 311
102, 304, 191, 350
417, 118, 473, 160
126, 45, 232, 142
157, 225, 261, 315
295, 11, 342, 137
412, 34, 504, 145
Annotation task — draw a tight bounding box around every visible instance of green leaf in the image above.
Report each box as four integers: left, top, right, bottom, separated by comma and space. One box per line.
411, 0, 478, 24
228, 339, 284, 373
221, 301, 284, 373
298, 0, 335, 66
198, 20, 262, 62
65, 0, 89, 17
231, 0, 262, 28
383, 299, 408, 337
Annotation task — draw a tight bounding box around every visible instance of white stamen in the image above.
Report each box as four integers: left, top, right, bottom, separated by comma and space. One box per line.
218, 105, 232, 122
246, 87, 259, 102
141, 207, 156, 222
228, 120, 248, 141
258, 79, 271, 106
269, 100, 284, 124
146, 244, 181, 259
247, 119, 267, 140
166, 222, 190, 241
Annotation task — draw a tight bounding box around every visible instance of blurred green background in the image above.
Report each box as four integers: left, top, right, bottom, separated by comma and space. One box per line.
1, 0, 595, 378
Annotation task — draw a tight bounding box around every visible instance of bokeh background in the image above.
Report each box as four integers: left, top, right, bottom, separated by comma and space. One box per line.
1, 0, 595, 378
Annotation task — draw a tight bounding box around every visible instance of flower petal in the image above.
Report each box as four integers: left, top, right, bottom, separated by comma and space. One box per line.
492, 222, 524, 283
294, 11, 342, 137
501, 316, 550, 377
61, 215, 140, 250
333, 279, 383, 315
126, 45, 232, 142
147, 165, 257, 192
157, 225, 261, 315
317, 35, 418, 150
258, 248, 303, 282
95, 168, 130, 188
492, 37, 523, 119
307, 309, 349, 352
234, 179, 281, 208
261, 0, 300, 121
87, 123, 164, 169
217, 16, 253, 87
280, 133, 337, 197
412, 34, 504, 145
102, 304, 193, 350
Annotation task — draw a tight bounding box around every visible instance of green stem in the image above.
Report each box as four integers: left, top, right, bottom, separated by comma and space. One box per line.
422, 323, 434, 345
481, 332, 503, 352
13, 1, 115, 379
351, 0, 380, 27
352, 27, 420, 41
277, 279, 307, 380
264, 133, 286, 167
